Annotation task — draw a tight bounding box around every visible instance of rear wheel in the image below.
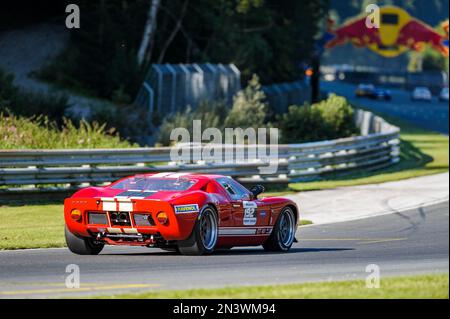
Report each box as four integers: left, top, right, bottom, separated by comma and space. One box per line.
178, 206, 218, 255
263, 207, 296, 252
65, 226, 104, 255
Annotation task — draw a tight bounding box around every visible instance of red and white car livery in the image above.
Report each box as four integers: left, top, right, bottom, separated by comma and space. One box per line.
64, 173, 299, 255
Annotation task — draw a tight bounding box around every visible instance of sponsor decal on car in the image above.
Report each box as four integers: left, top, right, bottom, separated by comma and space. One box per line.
243, 201, 257, 226
174, 204, 199, 214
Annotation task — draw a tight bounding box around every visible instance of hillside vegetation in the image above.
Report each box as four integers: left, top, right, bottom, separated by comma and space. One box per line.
0, 113, 134, 149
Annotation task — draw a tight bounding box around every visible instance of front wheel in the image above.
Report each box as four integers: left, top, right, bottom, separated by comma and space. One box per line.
263, 207, 297, 252
178, 206, 218, 255
65, 226, 104, 255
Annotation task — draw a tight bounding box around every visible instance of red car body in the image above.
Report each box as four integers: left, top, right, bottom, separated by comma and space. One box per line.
64, 173, 299, 254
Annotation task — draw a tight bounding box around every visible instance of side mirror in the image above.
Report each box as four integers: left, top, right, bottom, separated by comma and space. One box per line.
249, 185, 265, 198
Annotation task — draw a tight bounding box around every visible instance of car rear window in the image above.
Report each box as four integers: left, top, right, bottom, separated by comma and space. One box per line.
111, 177, 197, 191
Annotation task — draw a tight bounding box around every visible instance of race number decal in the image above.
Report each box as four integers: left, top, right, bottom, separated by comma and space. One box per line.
243, 201, 257, 226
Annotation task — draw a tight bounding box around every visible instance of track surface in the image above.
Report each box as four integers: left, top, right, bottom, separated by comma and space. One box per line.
0, 202, 448, 298
322, 81, 449, 134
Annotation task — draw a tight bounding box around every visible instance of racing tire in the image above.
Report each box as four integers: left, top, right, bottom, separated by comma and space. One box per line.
178, 205, 218, 256
65, 225, 104, 255
263, 207, 297, 252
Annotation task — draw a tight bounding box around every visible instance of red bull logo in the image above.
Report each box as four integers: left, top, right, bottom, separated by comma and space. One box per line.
325, 6, 448, 58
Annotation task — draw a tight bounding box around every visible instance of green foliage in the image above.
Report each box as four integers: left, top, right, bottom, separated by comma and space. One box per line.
1, 67, 146, 145
38, 0, 327, 99
37, 0, 148, 101
157, 101, 228, 146
157, 75, 268, 145
0, 68, 69, 121
421, 46, 449, 72
277, 94, 359, 143
235, 0, 264, 13
224, 75, 268, 129
197, 0, 328, 84
408, 21, 449, 72
89, 102, 151, 145
0, 112, 134, 149
158, 78, 358, 146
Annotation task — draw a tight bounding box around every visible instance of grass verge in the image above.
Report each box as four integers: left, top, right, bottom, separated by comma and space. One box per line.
102, 273, 449, 299
0, 204, 64, 250
288, 115, 449, 192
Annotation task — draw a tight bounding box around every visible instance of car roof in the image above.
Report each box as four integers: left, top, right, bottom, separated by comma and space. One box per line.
127, 172, 226, 181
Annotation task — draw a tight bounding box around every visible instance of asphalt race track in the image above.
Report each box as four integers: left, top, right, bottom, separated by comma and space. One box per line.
322, 81, 449, 134
0, 201, 448, 298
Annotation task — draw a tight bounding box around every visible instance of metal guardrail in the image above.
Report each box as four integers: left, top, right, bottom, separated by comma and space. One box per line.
0, 110, 400, 193
135, 63, 241, 117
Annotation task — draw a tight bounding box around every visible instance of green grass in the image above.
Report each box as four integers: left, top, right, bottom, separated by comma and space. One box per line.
288, 115, 449, 192
0, 204, 65, 249
103, 273, 449, 299
0, 113, 135, 149
299, 219, 313, 226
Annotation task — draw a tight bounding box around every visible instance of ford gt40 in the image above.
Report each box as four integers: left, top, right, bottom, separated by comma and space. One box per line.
64, 173, 299, 255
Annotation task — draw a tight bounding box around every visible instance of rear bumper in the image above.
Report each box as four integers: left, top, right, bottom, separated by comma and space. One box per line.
64, 198, 198, 244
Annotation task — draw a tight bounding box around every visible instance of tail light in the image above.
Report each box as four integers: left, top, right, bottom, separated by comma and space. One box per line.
156, 212, 168, 224
70, 209, 82, 221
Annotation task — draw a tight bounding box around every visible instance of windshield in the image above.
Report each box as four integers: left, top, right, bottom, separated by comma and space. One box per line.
111, 176, 197, 191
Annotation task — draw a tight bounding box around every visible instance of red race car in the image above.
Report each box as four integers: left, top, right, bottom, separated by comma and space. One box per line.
64, 173, 299, 255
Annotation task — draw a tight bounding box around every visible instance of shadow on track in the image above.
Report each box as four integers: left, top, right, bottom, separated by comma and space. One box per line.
100, 247, 354, 257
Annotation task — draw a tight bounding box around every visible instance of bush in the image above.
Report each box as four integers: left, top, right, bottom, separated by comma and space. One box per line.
156, 79, 357, 146
276, 94, 359, 143
157, 75, 270, 146
0, 67, 69, 121
224, 74, 268, 129
0, 69, 17, 105
88, 102, 152, 145
0, 112, 135, 149
157, 101, 228, 146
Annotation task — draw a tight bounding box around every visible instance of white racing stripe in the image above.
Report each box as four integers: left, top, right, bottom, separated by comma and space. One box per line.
149, 172, 172, 178
100, 198, 117, 211
219, 227, 273, 236
118, 202, 133, 212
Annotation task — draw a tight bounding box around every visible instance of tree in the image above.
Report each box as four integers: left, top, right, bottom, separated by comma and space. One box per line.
40, 0, 328, 100
137, 0, 161, 66
408, 20, 449, 72
224, 75, 268, 129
